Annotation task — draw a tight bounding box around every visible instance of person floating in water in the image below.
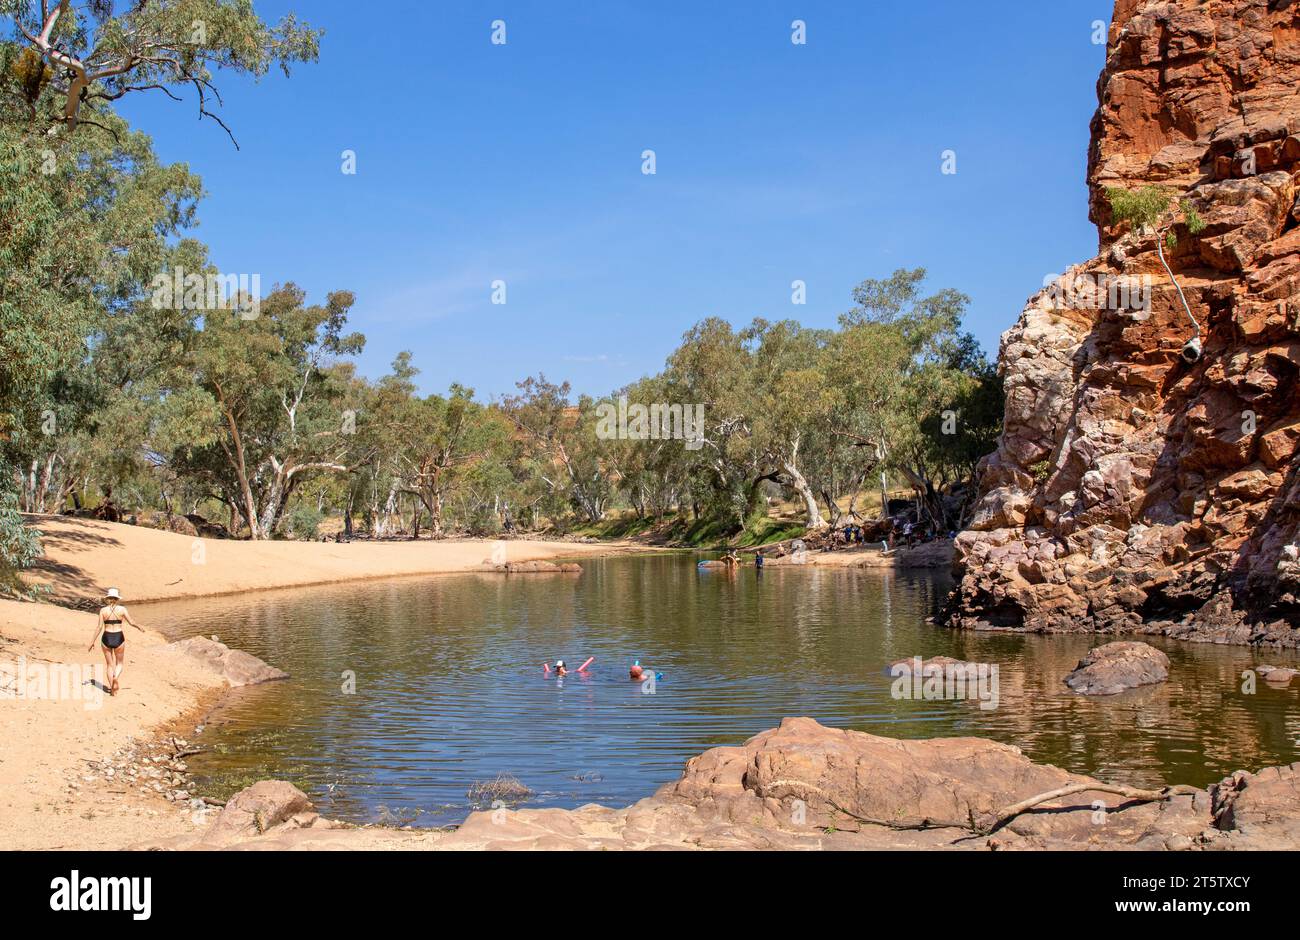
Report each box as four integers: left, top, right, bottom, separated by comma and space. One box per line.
87, 588, 144, 697
544, 657, 593, 677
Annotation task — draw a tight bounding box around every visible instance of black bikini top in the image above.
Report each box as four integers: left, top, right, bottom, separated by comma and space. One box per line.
103, 606, 124, 627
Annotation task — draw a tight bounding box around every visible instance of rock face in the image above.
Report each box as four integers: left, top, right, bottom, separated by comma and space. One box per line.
165, 636, 288, 687
1063, 641, 1171, 695
147, 717, 1300, 852
949, 0, 1300, 647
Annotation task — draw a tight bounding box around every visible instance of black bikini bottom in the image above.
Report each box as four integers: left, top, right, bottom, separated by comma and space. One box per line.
102, 631, 125, 650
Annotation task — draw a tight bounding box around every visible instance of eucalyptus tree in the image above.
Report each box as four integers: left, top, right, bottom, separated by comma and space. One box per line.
155, 285, 365, 539
0, 74, 198, 574
397, 380, 512, 536
4, 0, 319, 142
664, 317, 767, 528
832, 268, 1002, 527
739, 318, 837, 529
500, 375, 611, 524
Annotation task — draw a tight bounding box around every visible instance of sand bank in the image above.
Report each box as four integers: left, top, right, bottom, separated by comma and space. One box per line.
0, 598, 229, 849
21, 514, 645, 605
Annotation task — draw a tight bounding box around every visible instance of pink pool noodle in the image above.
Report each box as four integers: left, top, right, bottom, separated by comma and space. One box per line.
578, 657, 594, 672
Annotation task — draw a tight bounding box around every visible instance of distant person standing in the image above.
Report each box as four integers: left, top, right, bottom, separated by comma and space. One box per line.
87, 588, 144, 697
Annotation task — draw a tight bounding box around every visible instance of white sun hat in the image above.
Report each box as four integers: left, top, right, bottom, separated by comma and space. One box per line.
105, 588, 121, 600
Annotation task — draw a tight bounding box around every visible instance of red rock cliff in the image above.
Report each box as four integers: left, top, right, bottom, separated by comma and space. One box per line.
948, 0, 1300, 646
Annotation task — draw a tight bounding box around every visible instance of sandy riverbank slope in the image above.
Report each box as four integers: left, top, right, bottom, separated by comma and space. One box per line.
0, 598, 229, 849
21, 514, 643, 605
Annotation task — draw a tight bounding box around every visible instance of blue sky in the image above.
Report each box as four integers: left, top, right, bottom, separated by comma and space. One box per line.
119, 0, 1110, 400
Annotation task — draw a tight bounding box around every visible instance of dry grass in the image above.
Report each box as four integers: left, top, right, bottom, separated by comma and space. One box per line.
466, 773, 532, 807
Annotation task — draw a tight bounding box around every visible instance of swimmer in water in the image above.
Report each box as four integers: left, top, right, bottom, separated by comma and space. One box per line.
544, 657, 593, 677
630, 661, 663, 682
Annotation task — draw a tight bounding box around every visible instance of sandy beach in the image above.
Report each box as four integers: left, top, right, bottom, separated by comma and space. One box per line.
1, 516, 644, 849
21, 514, 644, 605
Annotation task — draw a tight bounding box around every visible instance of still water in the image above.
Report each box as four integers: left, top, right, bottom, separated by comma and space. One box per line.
144, 554, 1300, 827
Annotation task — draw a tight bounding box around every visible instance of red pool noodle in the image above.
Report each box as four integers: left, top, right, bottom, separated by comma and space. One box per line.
578, 657, 594, 672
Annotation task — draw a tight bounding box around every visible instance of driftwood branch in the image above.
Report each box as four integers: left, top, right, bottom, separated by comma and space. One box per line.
766, 777, 1202, 837
827, 782, 1203, 835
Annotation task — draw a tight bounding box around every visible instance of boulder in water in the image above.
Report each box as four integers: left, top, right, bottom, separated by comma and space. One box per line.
166, 635, 288, 687
1064, 641, 1170, 695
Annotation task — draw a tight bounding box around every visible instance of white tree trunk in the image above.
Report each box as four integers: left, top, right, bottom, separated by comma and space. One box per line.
783, 459, 826, 529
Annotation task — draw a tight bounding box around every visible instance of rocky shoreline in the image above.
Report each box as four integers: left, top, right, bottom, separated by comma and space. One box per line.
139, 716, 1300, 851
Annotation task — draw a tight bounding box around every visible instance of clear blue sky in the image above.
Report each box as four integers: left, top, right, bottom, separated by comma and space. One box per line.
119, 0, 1111, 401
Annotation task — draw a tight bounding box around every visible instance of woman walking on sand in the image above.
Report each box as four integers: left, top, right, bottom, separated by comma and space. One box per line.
87, 588, 144, 696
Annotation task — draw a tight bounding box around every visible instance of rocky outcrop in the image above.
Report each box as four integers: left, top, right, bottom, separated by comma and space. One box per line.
1063, 641, 1171, 694
488, 560, 583, 574
165, 636, 288, 687
142, 717, 1300, 851
948, 0, 1300, 646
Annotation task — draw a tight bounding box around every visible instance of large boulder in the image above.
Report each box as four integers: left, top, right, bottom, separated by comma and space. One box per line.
166, 636, 288, 687
1064, 641, 1170, 695
401, 717, 1210, 850
203, 781, 314, 843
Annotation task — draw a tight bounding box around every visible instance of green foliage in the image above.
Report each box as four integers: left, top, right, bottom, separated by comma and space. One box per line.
1106, 185, 1172, 233
1181, 199, 1206, 235
286, 503, 323, 541
464, 502, 501, 537
3, 1, 321, 141
0, 476, 41, 590
1106, 187, 1206, 249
